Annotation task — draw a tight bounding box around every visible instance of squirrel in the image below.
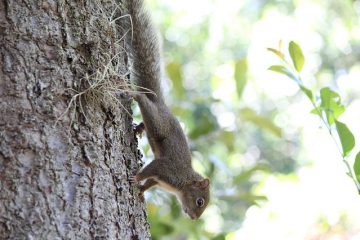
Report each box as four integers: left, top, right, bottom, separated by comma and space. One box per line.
123, 0, 210, 220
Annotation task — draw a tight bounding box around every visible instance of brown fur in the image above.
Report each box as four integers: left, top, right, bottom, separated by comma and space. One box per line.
124, 0, 210, 219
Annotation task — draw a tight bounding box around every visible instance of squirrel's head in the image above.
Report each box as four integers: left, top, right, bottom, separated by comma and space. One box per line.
179, 178, 210, 220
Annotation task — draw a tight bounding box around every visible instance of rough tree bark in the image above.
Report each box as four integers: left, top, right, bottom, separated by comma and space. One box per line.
0, 0, 151, 239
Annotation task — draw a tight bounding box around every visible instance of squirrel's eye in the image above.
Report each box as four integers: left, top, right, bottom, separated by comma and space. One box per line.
196, 197, 205, 207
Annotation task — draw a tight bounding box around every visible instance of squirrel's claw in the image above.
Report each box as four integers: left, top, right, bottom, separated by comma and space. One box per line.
129, 175, 139, 183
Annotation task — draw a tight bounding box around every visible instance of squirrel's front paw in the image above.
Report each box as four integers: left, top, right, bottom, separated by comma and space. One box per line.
138, 191, 145, 202
129, 175, 139, 183
129, 91, 141, 101
134, 122, 145, 137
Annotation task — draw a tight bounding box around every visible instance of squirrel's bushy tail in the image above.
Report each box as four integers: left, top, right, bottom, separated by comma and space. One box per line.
124, 0, 163, 101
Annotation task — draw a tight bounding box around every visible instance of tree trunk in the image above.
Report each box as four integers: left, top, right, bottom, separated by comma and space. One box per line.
0, 0, 150, 239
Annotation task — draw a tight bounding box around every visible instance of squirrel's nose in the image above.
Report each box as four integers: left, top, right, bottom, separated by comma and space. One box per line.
190, 213, 198, 220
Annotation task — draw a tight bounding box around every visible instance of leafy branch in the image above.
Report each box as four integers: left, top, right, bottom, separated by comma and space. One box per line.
267, 41, 360, 194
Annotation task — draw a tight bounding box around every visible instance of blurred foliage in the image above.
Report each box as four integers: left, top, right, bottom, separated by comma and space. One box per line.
131, 0, 360, 239
268, 40, 360, 193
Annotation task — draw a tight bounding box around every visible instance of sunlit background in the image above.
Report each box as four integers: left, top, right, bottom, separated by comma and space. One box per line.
133, 0, 360, 239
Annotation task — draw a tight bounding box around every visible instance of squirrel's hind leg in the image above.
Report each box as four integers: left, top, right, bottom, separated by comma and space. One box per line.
140, 179, 158, 192
135, 159, 161, 181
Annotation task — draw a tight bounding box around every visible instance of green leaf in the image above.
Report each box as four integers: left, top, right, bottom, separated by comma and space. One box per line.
234, 59, 248, 98
335, 120, 355, 157
300, 85, 313, 101
189, 104, 218, 139
267, 47, 284, 59
170, 197, 181, 219
278, 40, 283, 51
268, 65, 299, 83
310, 107, 322, 117
152, 222, 174, 236
288, 41, 305, 72
268, 65, 287, 74
354, 152, 360, 183
166, 61, 184, 98
240, 108, 282, 137
211, 234, 227, 240
320, 87, 345, 125
219, 130, 236, 152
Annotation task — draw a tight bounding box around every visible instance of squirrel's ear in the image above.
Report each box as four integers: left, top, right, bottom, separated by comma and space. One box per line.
200, 178, 210, 188
192, 179, 210, 188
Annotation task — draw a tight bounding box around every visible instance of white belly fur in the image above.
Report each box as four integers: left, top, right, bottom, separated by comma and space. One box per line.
155, 177, 179, 195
